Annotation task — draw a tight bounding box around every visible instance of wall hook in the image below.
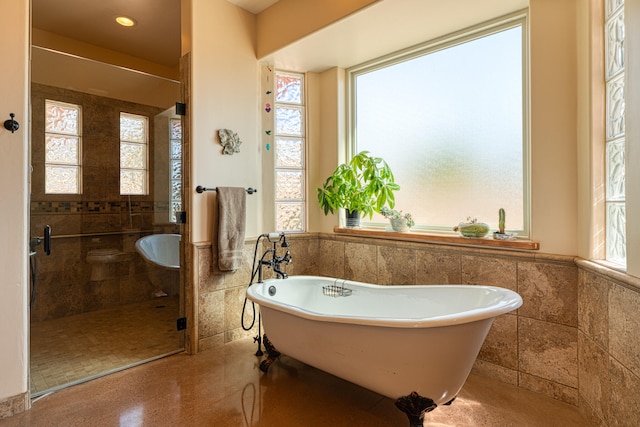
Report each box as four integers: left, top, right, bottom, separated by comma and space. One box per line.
3, 113, 19, 133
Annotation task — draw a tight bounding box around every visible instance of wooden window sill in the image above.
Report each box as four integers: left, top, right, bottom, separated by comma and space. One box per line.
333, 227, 540, 251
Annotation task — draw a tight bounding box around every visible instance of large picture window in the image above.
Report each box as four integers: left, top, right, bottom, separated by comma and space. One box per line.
348, 14, 528, 235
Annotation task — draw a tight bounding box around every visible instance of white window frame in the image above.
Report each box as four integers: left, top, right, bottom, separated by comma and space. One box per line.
346, 11, 530, 236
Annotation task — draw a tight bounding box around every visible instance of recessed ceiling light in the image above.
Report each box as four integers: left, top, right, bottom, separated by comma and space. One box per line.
115, 16, 137, 27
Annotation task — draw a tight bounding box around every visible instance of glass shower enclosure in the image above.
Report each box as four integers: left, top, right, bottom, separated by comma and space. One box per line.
28, 46, 185, 397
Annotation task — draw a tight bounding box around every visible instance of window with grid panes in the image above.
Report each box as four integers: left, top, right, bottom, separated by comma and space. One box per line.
45, 100, 82, 194
605, 0, 626, 266
120, 113, 149, 195
274, 71, 306, 232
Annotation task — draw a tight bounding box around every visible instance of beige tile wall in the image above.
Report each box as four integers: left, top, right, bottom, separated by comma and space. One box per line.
29, 83, 178, 322
193, 233, 640, 426
577, 260, 640, 427
193, 234, 319, 352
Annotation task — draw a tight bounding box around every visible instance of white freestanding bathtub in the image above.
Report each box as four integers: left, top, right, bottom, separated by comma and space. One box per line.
246, 275, 522, 426
135, 233, 180, 297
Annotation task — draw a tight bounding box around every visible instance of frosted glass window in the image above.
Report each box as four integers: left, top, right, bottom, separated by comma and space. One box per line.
605, 7, 625, 79
169, 118, 182, 222
171, 160, 182, 180
275, 106, 304, 136
45, 166, 79, 194
46, 101, 79, 135
606, 203, 626, 264
276, 73, 303, 104
274, 71, 305, 232
170, 118, 182, 140
606, 74, 625, 140
275, 138, 304, 168
606, 138, 625, 201
275, 170, 304, 200
45, 100, 82, 194
605, 0, 626, 267
120, 170, 146, 195
120, 113, 148, 195
46, 136, 79, 164
120, 114, 146, 142
276, 203, 304, 232
607, 0, 624, 17
351, 22, 526, 233
120, 143, 146, 169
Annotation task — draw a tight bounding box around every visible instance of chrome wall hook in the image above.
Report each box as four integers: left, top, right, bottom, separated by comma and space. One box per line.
3, 113, 19, 133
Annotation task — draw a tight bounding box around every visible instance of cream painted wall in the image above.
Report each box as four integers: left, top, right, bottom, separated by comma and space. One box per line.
0, 0, 29, 403
32, 29, 179, 80
307, 68, 346, 233
256, 0, 379, 59
576, 0, 606, 261
190, 0, 262, 242
529, 0, 578, 255
305, 1, 582, 254
626, 0, 640, 278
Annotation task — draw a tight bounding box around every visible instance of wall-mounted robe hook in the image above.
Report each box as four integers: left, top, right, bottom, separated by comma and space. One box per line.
3, 113, 19, 133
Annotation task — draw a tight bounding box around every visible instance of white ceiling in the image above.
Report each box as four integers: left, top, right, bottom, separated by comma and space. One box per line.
227, 0, 280, 15
30, 0, 277, 68
31, 0, 182, 68
263, 0, 529, 73
32, 0, 528, 75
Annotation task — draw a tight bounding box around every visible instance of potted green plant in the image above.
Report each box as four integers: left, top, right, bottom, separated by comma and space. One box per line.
493, 207, 516, 240
317, 151, 400, 227
380, 207, 414, 232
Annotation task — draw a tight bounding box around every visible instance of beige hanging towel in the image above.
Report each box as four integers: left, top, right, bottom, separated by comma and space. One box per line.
216, 187, 246, 271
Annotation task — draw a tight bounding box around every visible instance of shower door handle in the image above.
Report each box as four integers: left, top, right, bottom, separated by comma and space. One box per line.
43, 225, 51, 256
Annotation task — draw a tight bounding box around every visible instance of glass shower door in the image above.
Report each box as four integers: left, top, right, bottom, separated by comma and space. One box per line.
29, 49, 185, 397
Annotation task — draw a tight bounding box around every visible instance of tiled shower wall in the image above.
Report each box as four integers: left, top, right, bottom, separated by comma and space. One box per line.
193, 233, 640, 426
30, 84, 178, 321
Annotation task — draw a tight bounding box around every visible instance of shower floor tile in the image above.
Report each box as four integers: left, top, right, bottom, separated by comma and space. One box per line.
30, 296, 182, 395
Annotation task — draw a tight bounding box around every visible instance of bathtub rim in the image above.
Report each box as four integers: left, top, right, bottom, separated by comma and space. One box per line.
134, 233, 181, 270
247, 275, 522, 329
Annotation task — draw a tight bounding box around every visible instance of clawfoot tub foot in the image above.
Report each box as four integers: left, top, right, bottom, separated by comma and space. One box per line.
259, 334, 281, 373
395, 392, 437, 427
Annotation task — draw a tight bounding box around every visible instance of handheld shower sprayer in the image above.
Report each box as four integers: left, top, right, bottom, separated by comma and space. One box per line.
243, 231, 293, 357
261, 231, 289, 247
265, 232, 281, 243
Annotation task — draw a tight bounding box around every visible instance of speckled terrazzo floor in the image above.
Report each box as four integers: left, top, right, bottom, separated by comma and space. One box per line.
30, 296, 182, 395
4, 337, 588, 426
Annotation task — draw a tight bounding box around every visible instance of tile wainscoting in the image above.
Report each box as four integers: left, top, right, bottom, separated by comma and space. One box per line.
192, 232, 640, 426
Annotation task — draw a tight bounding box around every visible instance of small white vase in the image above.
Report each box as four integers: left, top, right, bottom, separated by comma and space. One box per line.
390, 218, 410, 232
